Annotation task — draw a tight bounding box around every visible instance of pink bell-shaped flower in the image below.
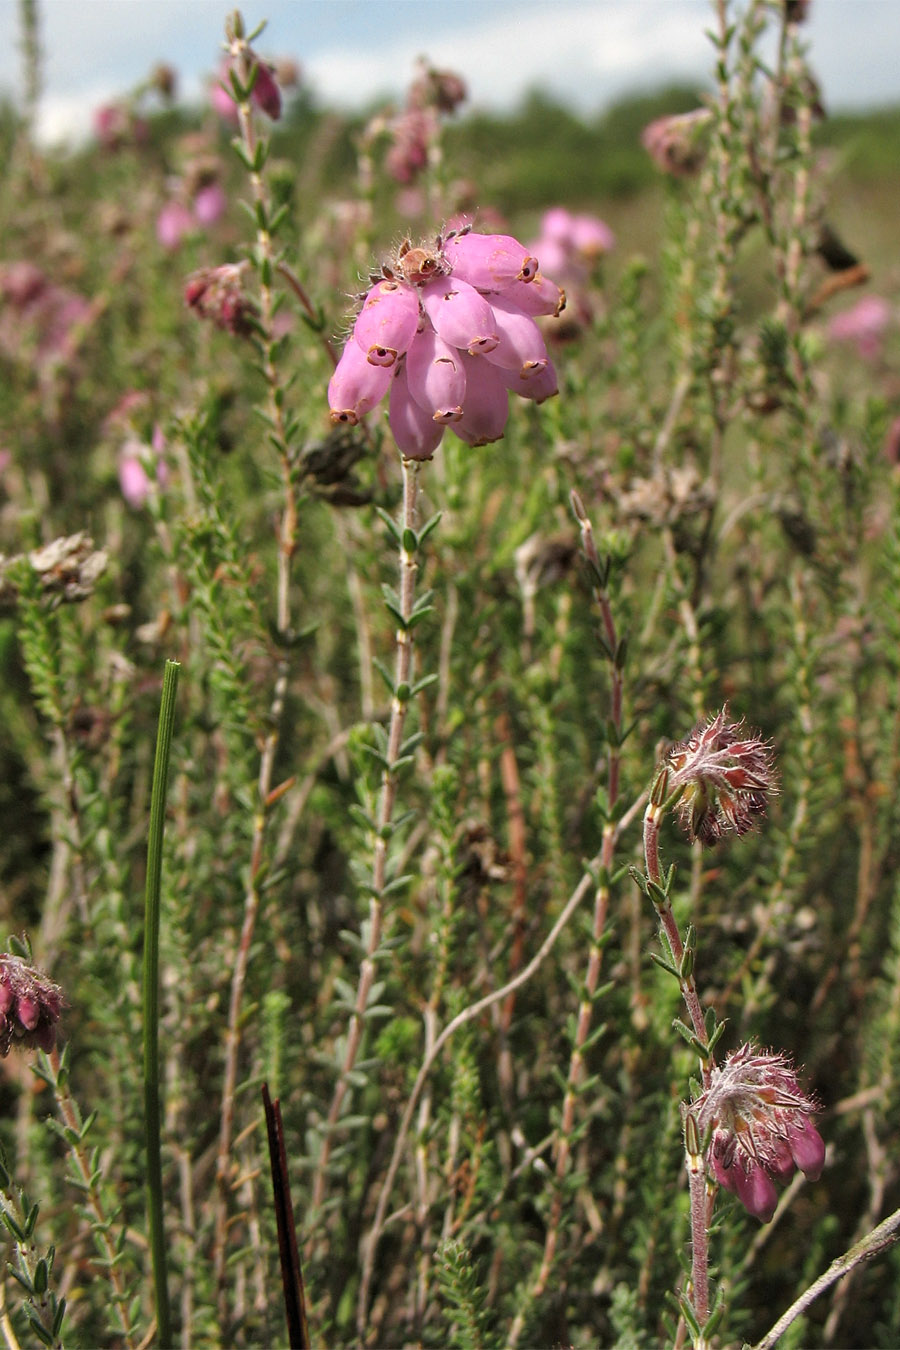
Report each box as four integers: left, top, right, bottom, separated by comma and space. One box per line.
327, 226, 564, 458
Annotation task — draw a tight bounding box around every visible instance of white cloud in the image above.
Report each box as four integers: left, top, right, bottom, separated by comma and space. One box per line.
0, 0, 897, 149
306, 1, 712, 114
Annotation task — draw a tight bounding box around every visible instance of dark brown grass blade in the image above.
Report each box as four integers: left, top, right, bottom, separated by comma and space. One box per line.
262, 1082, 310, 1349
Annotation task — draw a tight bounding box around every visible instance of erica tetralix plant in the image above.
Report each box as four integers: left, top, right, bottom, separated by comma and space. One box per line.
328, 226, 565, 458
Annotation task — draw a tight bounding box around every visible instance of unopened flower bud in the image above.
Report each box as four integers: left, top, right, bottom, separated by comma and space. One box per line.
666, 706, 777, 845
251, 59, 282, 120
184, 263, 259, 338
0, 954, 64, 1055
696, 1044, 823, 1222
642, 109, 713, 178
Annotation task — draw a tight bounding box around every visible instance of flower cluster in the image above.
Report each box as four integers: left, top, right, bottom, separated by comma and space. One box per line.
527, 207, 614, 333
0, 955, 64, 1056
119, 426, 169, 509
328, 227, 564, 458
827, 294, 891, 361
666, 706, 777, 845
382, 60, 467, 185
693, 1044, 825, 1222
0, 262, 92, 374
529, 207, 614, 278
184, 263, 259, 338
641, 109, 712, 178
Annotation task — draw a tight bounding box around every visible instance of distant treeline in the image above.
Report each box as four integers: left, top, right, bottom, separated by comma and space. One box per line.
1, 79, 895, 216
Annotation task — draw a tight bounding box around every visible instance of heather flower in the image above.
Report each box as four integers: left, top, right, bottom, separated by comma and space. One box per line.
409, 60, 467, 115
385, 108, 436, 185
693, 1044, 824, 1222
328, 228, 563, 458
0, 264, 92, 373
150, 62, 177, 99
156, 200, 194, 251
93, 102, 131, 149
827, 295, 891, 360
528, 207, 614, 332
536, 207, 615, 271
666, 706, 777, 844
193, 182, 227, 227
213, 49, 282, 124
0, 954, 64, 1055
184, 263, 259, 338
250, 59, 282, 120
211, 64, 241, 124
641, 109, 713, 177
119, 431, 169, 509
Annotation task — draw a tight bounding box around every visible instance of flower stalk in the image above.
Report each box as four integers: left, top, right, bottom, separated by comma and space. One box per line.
308, 456, 429, 1231
143, 658, 180, 1349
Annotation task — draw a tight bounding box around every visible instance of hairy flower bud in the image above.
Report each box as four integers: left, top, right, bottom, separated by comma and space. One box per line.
0, 955, 64, 1055
666, 706, 777, 845
641, 109, 713, 178
184, 263, 259, 338
694, 1044, 824, 1222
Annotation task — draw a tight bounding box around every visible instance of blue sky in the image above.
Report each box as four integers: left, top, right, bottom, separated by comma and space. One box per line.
1, 0, 898, 145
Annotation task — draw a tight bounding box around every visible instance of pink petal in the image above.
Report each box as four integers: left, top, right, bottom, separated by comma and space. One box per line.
788, 1123, 825, 1181
767, 1136, 797, 1182
503, 357, 558, 404
194, 183, 227, 227
442, 231, 539, 291
708, 1134, 737, 1192
353, 280, 420, 368
17, 996, 39, 1031
405, 326, 466, 423
498, 273, 566, 318
482, 295, 549, 378
328, 340, 391, 425
119, 455, 152, 509
156, 201, 194, 251
421, 277, 499, 355
389, 362, 445, 460
734, 1163, 778, 1222
571, 213, 615, 255
452, 353, 509, 447
541, 207, 575, 242
252, 60, 282, 120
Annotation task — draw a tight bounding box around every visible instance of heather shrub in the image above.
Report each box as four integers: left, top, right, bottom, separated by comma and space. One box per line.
1, 2, 899, 1347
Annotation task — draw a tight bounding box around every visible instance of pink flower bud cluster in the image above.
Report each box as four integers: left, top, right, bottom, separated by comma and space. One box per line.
641, 109, 713, 178
0, 955, 63, 1056
184, 263, 259, 338
409, 60, 467, 116
385, 108, 436, 186
666, 706, 777, 845
531, 207, 615, 279
119, 426, 169, 509
0, 262, 92, 373
328, 228, 565, 459
93, 102, 148, 151
156, 181, 228, 252
528, 207, 615, 333
827, 295, 891, 361
381, 60, 467, 186
694, 1044, 825, 1222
